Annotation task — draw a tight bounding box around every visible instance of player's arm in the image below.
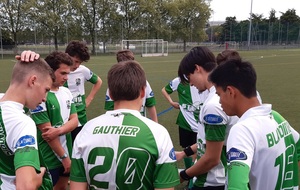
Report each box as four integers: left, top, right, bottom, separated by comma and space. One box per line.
37, 123, 71, 173
70, 181, 88, 190
86, 76, 102, 108
161, 87, 179, 109
175, 143, 197, 161
147, 106, 158, 122
16, 166, 46, 190
41, 113, 78, 141
180, 140, 224, 182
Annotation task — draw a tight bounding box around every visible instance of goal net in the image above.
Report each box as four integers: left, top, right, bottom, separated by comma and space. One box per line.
121, 39, 168, 57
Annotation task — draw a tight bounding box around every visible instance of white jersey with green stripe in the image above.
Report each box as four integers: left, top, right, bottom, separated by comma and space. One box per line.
165, 77, 208, 132
70, 109, 180, 189
195, 86, 239, 188
105, 80, 156, 117
30, 87, 76, 170
226, 104, 300, 190
0, 101, 40, 189
64, 65, 99, 126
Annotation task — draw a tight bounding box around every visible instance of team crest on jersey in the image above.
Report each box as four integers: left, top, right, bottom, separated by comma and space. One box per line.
227, 147, 247, 162
66, 100, 71, 109
75, 78, 81, 86
15, 135, 35, 149
169, 148, 176, 160
31, 105, 44, 113
150, 91, 154, 96
203, 114, 223, 124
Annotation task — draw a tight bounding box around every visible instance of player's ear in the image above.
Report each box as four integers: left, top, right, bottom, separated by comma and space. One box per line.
227, 86, 237, 97
140, 86, 146, 99
108, 89, 115, 101
28, 75, 37, 87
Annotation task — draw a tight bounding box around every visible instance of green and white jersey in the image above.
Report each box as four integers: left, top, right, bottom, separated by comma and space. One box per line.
195, 86, 238, 188
64, 65, 99, 127
105, 80, 156, 117
226, 104, 300, 190
70, 109, 180, 189
164, 77, 208, 132
0, 101, 40, 189
30, 87, 76, 170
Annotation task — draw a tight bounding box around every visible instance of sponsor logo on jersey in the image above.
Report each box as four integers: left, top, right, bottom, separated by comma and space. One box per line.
15, 135, 36, 149
169, 147, 176, 160
105, 95, 110, 101
169, 81, 173, 87
203, 114, 223, 124
90, 71, 93, 76
0, 123, 14, 155
31, 105, 44, 113
227, 147, 247, 162
150, 91, 154, 96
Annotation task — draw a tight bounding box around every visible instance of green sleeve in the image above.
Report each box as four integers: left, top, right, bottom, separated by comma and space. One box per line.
204, 124, 226, 141
70, 158, 87, 182
104, 101, 114, 111
227, 161, 250, 190
88, 73, 99, 84
296, 138, 300, 161
70, 102, 77, 114
31, 112, 50, 125
145, 97, 156, 107
164, 84, 174, 94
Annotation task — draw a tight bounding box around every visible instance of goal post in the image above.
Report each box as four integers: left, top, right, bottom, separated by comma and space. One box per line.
121, 39, 168, 57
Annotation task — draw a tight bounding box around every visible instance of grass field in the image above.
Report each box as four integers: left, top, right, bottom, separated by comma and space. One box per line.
1, 48, 300, 189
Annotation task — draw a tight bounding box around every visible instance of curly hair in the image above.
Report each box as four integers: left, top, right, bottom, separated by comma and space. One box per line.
65, 40, 90, 62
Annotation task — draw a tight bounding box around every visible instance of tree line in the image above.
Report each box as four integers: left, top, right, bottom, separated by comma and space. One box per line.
1, 1, 300, 54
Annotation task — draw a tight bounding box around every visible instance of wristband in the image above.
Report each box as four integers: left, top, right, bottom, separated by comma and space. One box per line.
183, 146, 194, 157
180, 169, 193, 181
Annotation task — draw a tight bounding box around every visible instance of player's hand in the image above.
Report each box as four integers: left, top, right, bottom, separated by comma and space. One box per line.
15, 50, 40, 62
175, 151, 185, 161
42, 126, 60, 142
171, 102, 180, 109
62, 157, 71, 174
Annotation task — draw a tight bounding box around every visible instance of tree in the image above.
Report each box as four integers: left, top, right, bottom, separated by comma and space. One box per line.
168, 0, 211, 51
0, 0, 27, 48
27, 0, 70, 50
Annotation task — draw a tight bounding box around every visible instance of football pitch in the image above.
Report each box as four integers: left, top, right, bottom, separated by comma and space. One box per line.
1, 48, 300, 189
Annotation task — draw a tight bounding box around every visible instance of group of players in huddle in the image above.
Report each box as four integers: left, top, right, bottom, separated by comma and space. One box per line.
0, 41, 299, 190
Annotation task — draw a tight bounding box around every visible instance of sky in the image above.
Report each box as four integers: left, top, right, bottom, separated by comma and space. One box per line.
209, 0, 300, 21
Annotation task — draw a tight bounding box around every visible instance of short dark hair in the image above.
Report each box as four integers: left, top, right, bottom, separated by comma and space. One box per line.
116, 49, 134, 62
65, 40, 90, 62
216, 49, 241, 65
178, 46, 216, 84
209, 59, 257, 98
107, 60, 146, 101
45, 51, 73, 71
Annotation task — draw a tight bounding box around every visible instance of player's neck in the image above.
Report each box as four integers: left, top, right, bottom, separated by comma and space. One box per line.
1, 85, 25, 105
114, 99, 142, 111
237, 97, 261, 117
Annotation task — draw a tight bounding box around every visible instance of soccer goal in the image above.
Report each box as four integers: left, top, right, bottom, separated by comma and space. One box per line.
121, 39, 168, 57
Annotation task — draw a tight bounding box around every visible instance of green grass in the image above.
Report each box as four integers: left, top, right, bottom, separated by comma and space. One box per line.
1, 48, 300, 189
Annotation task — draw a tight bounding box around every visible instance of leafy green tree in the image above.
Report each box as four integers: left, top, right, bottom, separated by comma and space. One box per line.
168, 0, 211, 51
0, 0, 27, 48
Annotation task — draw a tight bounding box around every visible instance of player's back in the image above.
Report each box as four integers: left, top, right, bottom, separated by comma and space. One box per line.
71, 109, 179, 189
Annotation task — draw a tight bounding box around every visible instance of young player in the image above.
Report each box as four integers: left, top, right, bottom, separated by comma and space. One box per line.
161, 77, 208, 188
176, 46, 239, 190
64, 40, 102, 141
0, 55, 54, 189
70, 60, 179, 190
105, 49, 158, 122
209, 59, 300, 190
216, 49, 262, 103
30, 51, 78, 190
